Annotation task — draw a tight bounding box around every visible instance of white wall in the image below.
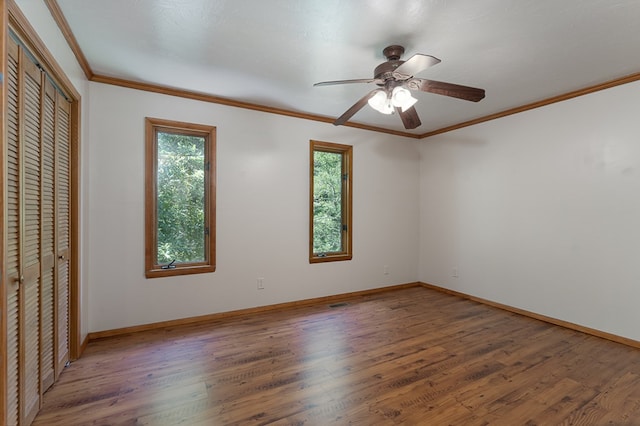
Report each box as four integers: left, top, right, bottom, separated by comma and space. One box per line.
22, 0, 640, 342
15, 0, 92, 340
419, 81, 640, 341
87, 83, 420, 332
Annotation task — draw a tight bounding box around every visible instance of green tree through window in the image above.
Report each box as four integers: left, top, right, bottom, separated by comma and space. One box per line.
309, 140, 352, 263
157, 132, 205, 263
313, 151, 343, 253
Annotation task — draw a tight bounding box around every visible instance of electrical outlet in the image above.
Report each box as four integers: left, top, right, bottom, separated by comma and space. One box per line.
383, 265, 390, 275
452, 267, 459, 278
257, 277, 265, 290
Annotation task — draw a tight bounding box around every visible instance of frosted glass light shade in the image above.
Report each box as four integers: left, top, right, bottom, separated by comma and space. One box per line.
368, 90, 394, 114
391, 86, 418, 112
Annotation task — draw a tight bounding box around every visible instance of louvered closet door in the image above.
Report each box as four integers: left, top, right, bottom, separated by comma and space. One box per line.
55, 89, 71, 374
21, 42, 44, 426
6, 38, 43, 426
40, 79, 57, 392
6, 35, 22, 426
4, 35, 71, 426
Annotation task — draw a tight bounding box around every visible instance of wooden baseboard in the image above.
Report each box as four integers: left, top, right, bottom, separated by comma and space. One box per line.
68, 335, 88, 363
419, 282, 640, 349
88, 282, 422, 341
79, 334, 89, 357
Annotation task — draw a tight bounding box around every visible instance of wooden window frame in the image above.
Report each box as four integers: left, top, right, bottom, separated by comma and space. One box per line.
145, 117, 216, 278
309, 140, 353, 263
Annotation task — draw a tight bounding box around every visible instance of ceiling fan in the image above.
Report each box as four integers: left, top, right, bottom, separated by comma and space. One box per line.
314, 45, 485, 130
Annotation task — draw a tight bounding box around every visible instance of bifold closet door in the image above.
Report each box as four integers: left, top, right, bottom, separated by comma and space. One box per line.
40, 78, 57, 392
21, 40, 43, 426
6, 37, 42, 426
39, 58, 71, 392
6, 33, 22, 426
55, 86, 71, 376
5, 35, 71, 426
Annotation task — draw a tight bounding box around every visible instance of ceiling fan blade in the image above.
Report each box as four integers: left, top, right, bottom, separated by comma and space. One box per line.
408, 78, 485, 102
395, 106, 422, 130
314, 78, 380, 87
393, 54, 441, 79
333, 90, 379, 126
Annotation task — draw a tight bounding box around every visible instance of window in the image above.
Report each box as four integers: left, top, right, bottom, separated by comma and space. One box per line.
309, 140, 352, 263
145, 118, 216, 278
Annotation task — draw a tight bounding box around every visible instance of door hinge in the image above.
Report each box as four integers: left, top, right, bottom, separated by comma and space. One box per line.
205, 227, 210, 236
342, 224, 348, 231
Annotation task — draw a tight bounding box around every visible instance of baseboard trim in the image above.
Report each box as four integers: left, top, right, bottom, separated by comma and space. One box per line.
88, 282, 422, 341
419, 282, 640, 349
78, 335, 89, 359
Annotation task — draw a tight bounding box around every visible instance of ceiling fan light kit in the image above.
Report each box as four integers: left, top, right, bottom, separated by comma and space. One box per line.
367, 87, 417, 115
314, 45, 485, 130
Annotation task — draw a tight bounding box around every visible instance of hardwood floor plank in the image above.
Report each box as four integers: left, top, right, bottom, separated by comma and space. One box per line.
33, 287, 640, 425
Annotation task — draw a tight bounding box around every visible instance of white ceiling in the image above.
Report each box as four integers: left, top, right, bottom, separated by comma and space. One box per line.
53, 0, 640, 135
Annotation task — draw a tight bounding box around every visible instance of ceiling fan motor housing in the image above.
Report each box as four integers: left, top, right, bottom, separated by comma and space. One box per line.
374, 61, 404, 83
382, 45, 405, 61
375, 45, 411, 83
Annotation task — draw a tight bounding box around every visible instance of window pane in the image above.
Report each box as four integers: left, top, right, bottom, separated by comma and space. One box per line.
156, 131, 205, 264
313, 150, 343, 253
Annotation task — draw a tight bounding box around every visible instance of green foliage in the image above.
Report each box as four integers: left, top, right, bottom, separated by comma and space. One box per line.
313, 151, 343, 253
156, 131, 206, 264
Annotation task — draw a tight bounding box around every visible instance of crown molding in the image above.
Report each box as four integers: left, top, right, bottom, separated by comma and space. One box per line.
420, 70, 640, 138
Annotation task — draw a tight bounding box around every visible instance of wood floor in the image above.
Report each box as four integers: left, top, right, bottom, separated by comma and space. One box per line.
33, 287, 640, 425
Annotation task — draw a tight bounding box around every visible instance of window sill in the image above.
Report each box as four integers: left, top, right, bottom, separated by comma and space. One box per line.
309, 254, 352, 264
145, 264, 215, 278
